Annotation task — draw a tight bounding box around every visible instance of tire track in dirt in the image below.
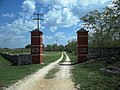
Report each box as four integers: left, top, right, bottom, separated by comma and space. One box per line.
5, 53, 64, 90
33, 52, 77, 90
5, 52, 77, 90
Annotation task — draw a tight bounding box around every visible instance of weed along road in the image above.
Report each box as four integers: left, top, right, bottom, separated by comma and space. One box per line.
6, 52, 76, 90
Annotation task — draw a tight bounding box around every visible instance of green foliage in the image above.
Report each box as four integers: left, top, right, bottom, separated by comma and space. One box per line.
81, 0, 120, 47
52, 44, 57, 51
44, 44, 65, 51
25, 44, 31, 48
45, 45, 53, 51
57, 45, 65, 51
66, 40, 77, 54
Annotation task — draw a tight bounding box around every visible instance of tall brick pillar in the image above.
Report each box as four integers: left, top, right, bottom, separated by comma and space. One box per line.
30, 29, 43, 64
77, 28, 88, 62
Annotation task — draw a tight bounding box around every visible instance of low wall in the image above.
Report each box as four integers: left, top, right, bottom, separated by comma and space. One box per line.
1, 53, 32, 65
1, 48, 120, 65
88, 47, 120, 59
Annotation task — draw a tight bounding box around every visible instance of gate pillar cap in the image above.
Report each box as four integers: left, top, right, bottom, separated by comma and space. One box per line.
77, 28, 89, 33
30, 29, 43, 34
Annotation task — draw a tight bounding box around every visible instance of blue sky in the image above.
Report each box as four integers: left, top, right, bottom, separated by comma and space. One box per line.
0, 0, 112, 48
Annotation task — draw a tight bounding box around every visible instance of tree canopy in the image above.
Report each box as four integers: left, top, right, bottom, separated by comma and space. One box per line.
81, 0, 120, 47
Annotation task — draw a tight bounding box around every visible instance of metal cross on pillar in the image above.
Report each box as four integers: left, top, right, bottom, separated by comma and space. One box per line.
31, 13, 44, 64
33, 13, 44, 30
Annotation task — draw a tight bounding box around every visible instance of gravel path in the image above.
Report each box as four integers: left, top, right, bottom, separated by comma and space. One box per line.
5, 52, 76, 90
53, 52, 77, 90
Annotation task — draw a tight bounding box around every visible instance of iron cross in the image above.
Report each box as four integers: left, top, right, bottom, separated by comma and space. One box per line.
33, 13, 44, 30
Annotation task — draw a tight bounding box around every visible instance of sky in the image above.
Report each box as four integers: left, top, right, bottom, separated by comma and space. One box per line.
0, 0, 112, 48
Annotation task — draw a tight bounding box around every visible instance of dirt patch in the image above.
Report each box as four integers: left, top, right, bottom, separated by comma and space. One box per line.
5, 52, 77, 90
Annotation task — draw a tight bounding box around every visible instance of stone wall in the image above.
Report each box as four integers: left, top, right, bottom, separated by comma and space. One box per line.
1, 53, 32, 65
88, 47, 120, 59
1, 48, 120, 65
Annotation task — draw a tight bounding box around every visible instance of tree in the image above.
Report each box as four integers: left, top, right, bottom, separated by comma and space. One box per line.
45, 45, 52, 51
25, 44, 31, 48
81, 0, 120, 47
57, 45, 65, 51
52, 44, 57, 51
66, 40, 77, 54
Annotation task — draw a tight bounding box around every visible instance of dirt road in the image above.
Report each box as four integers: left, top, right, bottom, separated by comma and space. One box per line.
6, 52, 76, 90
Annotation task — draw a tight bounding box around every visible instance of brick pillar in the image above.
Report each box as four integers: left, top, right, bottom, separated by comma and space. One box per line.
30, 29, 43, 64
77, 28, 88, 62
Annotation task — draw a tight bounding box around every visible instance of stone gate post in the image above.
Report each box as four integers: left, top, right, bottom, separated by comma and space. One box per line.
77, 28, 88, 62
30, 29, 43, 64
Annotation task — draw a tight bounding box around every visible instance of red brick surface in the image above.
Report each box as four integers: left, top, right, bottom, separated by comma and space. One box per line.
77, 29, 88, 62
31, 29, 43, 64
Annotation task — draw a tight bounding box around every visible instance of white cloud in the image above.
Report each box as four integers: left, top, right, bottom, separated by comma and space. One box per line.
44, 36, 53, 40
44, 32, 66, 41
55, 32, 65, 39
0, 18, 36, 48
38, 0, 111, 12
43, 8, 79, 28
40, 0, 112, 29
43, 31, 78, 45
71, 0, 112, 17
0, 18, 36, 35
0, 0, 112, 48
2, 13, 15, 18
0, 33, 26, 48
0, 0, 37, 48
43, 32, 67, 45
22, 0, 36, 13
50, 26, 57, 32
37, 0, 76, 8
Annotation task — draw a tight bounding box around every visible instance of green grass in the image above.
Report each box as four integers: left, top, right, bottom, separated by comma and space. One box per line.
67, 53, 78, 64
44, 66, 60, 79
0, 48, 30, 54
42, 51, 62, 64
45, 52, 69, 79
68, 54, 120, 90
59, 52, 66, 63
0, 51, 61, 89
62, 52, 66, 61
0, 55, 11, 66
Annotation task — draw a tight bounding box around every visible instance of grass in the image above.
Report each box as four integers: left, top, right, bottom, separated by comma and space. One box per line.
61, 52, 66, 61
68, 54, 120, 90
67, 53, 78, 64
44, 52, 67, 79
44, 52, 70, 79
0, 55, 11, 66
42, 51, 62, 64
59, 52, 66, 63
0, 48, 30, 54
0, 51, 61, 89
44, 66, 60, 79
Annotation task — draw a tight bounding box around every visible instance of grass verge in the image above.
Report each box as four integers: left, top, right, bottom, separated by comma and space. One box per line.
0, 51, 61, 89
44, 66, 60, 79
59, 52, 66, 64
68, 54, 120, 90
67, 53, 78, 64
